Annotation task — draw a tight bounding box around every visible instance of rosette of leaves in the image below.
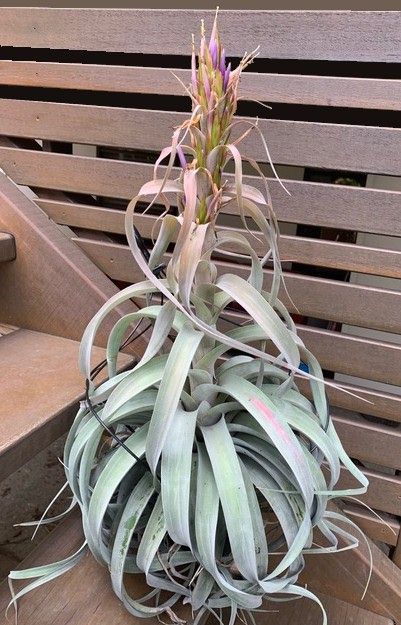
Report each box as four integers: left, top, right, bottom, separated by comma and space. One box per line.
8, 9, 370, 625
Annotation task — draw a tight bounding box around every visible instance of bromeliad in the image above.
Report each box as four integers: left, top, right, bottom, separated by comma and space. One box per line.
8, 8, 370, 625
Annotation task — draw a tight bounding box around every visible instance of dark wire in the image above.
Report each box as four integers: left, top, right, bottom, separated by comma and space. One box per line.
84, 227, 250, 463
84, 379, 148, 468
84, 227, 166, 465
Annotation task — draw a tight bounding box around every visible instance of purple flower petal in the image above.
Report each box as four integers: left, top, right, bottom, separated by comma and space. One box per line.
209, 38, 218, 69
223, 62, 231, 91
219, 48, 226, 75
176, 145, 187, 169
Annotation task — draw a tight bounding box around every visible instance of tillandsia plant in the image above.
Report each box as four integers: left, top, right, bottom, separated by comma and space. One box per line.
9, 9, 372, 625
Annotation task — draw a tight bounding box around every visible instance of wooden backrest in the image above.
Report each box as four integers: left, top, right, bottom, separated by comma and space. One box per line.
1, 8, 401, 557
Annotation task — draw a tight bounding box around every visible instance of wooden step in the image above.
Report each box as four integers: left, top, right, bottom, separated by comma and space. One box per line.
261, 592, 394, 625
0, 513, 192, 625
0, 328, 132, 481
0, 232, 15, 263
0, 512, 392, 625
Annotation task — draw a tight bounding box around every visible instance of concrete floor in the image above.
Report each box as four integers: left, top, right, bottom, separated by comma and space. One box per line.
0, 434, 71, 579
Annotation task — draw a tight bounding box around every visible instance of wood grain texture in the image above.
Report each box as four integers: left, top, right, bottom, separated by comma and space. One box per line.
1, 62, 401, 110
221, 308, 401, 387
0, 10, 400, 62
0, 173, 146, 353
297, 326, 401, 388
259, 592, 393, 625
1, 101, 401, 175
73, 238, 401, 334
0, 513, 194, 625
0, 232, 15, 262
342, 504, 399, 547
332, 411, 401, 470
41, 204, 401, 279
0, 512, 391, 625
23, 156, 401, 238
0, 329, 132, 482
298, 376, 401, 424
301, 503, 401, 623
334, 466, 401, 517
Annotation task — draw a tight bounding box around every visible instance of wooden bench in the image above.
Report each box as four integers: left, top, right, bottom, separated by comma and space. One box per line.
0, 8, 401, 624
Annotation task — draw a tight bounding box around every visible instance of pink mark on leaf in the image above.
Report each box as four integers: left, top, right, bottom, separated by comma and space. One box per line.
250, 397, 292, 446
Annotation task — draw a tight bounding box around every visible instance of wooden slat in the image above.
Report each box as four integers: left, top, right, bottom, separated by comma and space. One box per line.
221, 308, 401, 387
3, 152, 399, 236
0, 232, 15, 262
260, 592, 393, 625
0, 329, 132, 482
72, 238, 401, 334
342, 503, 399, 547
301, 503, 401, 622
0, 9, 400, 62
0, 172, 145, 352
0, 513, 390, 625
1, 62, 401, 111
40, 203, 401, 279
18, 155, 401, 238
298, 376, 401, 424
332, 411, 401, 470
298, 326, 401, 388
2, 101, 401, 175
333, 466, 401, 517
0, 513, 193, 625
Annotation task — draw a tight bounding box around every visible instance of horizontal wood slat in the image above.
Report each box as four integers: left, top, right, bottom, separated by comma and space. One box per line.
72, 238, 401, 334
40, 202, 401, 279
342, 504, 399, 547
218, 308, 401, 388
332, 411, 401, 470
298, 377, 401, 424
0, 10, 399, 62
6, 152, 401, 237
336, 466, 401, 517
1, 101, 401, 175
298, 326, 401, 388
1, 62, 401, 111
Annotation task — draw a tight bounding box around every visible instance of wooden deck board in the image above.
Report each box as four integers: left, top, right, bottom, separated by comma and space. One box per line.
0, 513, 392, 625
0, 328, 132, 481
0, 514, 192, 625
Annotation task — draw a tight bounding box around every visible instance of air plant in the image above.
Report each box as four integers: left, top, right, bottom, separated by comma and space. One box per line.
8, 8, 370, 625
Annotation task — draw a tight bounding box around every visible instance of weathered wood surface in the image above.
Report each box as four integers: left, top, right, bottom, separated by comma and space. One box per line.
0, 172, 146, 353
25, 157, 401, 238
0, 10, 399, 62
0, 329, 132, 482
73, 238, 401, 335
0, 513, 193, 625
298, 377, 401, 424
342, 504, 399, 547
1, 62, 401, 111
41, 203, 401, 279
0, 232, 15, 263
332, 411, 401, 470
0, 511, 394, 625
301, 505, 401, 623
1, 101, 400, 174
260, 593, 393, 625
